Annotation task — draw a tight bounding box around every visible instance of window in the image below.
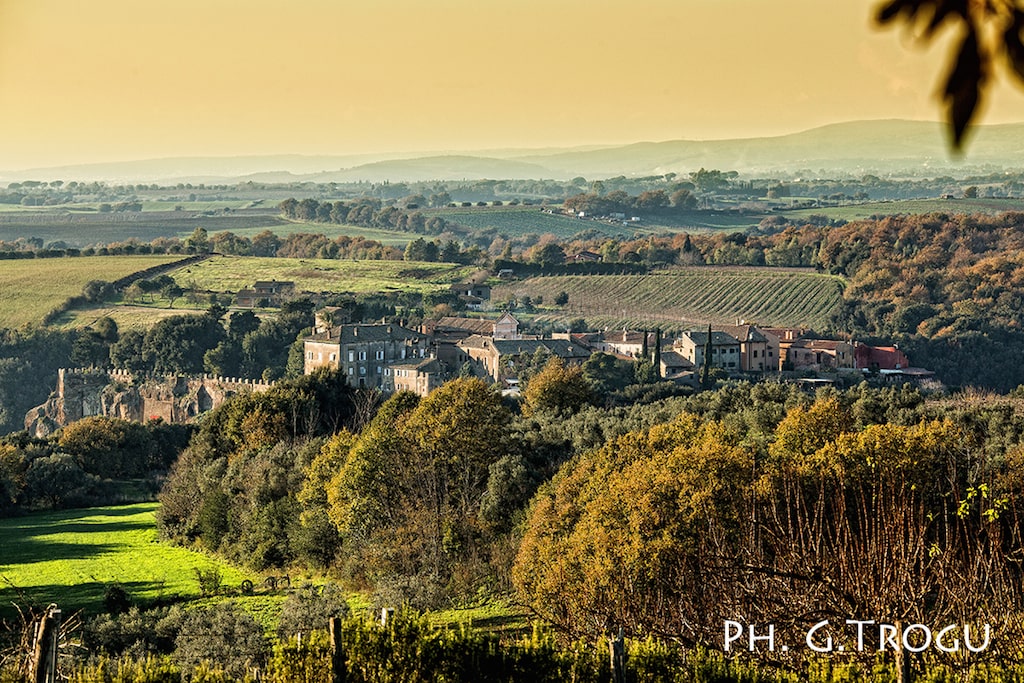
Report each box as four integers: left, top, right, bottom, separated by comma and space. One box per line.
729, 348, 736, 354
359, 351, 367, 361
359, 366, 366, 375
401, 348, 407, 359
376, 350, 385, 360
420, 348, 426, 358
329, 352, 337, 361
384, 368, 391, 376
306, 351, 313, 360
376, 366, 382, 375
348, 350, 354, 362
752, 350, 758, 358
347, 367, 354, 375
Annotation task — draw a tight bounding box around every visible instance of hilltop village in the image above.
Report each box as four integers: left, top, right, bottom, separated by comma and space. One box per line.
28, 291, 929, 436
303, 310, 930, 398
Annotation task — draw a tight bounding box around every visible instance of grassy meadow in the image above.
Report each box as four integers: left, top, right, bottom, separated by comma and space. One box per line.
779, 197, 1024, 223
57, 304, 207, 332
0, 502, 523, 634
0, 255, 185, 328
172, 255, 477, 295
436, 205, 757, 238
496, 267, 844, 332
0, 503, 255, 617
0, 210, 288, 246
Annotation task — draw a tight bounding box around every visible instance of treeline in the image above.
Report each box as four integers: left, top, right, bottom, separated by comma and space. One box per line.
278, 197, 465, 237
0, 417, 192, 514
563, 187, 697, 215
100, 302, 313, 380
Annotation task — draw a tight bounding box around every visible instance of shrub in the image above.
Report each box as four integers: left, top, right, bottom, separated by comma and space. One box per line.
172, 603, 267, 679
276, 583, 351, 640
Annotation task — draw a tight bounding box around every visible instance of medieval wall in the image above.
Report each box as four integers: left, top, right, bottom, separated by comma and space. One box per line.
25, 368, 274, 437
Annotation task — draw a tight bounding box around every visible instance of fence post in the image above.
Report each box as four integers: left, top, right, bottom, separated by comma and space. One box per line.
380, 608, 394, 626
895, 620, 913, 683
609, 627, 625, 683
31, 605, 60, 683
330, 617, 345, 683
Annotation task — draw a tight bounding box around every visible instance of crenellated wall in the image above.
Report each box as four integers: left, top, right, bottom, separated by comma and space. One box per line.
25, 368, 274, 437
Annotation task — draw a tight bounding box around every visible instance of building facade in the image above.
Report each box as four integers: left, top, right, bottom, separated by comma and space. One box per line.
303, 324, 429, 389
676, 330, 742, 371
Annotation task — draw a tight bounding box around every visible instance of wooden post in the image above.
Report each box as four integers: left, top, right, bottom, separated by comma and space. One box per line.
31, 606, 60, 683
609, 628, 625, 683
895, 621, 913, 683
330, 617, 345, 683
46, 608, 60, 683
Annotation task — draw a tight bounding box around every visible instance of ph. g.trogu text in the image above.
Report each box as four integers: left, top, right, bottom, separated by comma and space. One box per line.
724, 620, 992, 654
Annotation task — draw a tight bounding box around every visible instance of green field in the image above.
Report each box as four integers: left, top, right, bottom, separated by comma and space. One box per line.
0, 210, 288, 246
436, 205, 758, 238
495, 267, 844, 332
57, 304, 207, 332
0, 255, 185, 328
173, 255, 477, 295
437, 206, 610, 238
0, 503, 255, 617
780, 197, 1024, 223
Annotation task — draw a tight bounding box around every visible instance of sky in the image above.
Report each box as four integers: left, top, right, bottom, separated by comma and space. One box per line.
1, 0, 1024, 170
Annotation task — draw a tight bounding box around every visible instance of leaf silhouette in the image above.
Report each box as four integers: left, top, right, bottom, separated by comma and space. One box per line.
942, 28, 986, 150
1004, 9, 1024, 84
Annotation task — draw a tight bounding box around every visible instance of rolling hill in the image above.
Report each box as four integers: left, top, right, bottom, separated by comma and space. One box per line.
5, 120, 1024, 184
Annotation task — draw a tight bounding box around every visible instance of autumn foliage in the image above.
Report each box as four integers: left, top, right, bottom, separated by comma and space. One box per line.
514, 396, 1024, 664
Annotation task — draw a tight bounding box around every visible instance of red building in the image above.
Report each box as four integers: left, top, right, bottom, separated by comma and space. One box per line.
854, 344, 909, 370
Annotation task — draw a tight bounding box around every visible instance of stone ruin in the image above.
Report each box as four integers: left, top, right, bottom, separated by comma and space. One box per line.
25, 367, 274, 437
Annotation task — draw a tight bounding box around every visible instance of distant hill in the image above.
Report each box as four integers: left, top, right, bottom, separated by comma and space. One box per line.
513, 120, 1024, 177
4, 120, 1024, 184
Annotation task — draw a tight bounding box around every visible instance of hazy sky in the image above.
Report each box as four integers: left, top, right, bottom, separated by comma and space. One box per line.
2, 0, 1024, 170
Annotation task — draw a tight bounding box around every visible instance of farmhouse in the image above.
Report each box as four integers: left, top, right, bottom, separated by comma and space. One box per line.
675, 330, 742, 371
785, 338, 856, 371
423, 312, 521, 342
659, 350, 695, 380
854, 343, 909, 371
587, 329, 658, 358
718, 325, 778, 373
235, 279, 295, 307
457, 336, 590, 382
392, 358, 447, 396
449, 283, 491, 310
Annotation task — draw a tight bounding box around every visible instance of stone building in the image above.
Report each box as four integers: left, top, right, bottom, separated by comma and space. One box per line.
302, 323, 429, 389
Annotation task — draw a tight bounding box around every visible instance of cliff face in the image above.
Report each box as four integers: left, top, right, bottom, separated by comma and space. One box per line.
25, 368, 273, 437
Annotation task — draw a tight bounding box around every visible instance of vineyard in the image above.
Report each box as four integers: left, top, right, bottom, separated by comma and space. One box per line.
494, 267, 844, 332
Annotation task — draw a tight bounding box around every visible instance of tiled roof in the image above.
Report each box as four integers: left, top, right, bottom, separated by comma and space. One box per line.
436, 317, 495, 335
490, 338, 590, 358
718, 325, 768, 343
306, 324, 426, 344
682, 330, 740, 346
392, 358, 443, 374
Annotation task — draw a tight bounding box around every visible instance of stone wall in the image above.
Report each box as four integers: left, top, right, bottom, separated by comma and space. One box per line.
25, 368, 274, 437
